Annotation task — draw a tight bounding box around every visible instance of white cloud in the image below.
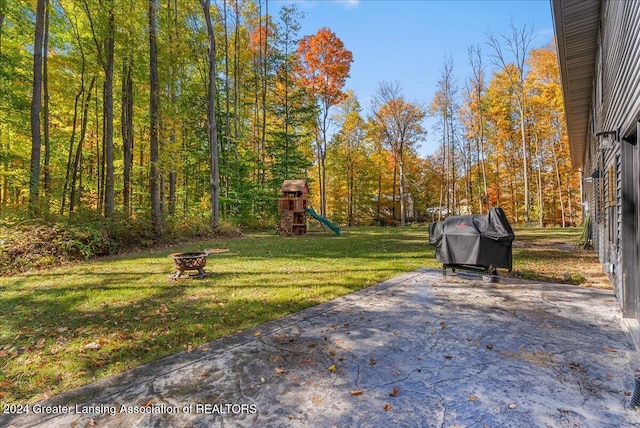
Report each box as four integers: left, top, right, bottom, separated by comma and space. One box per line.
335, 0, 360, 9
283, 0, 359, 11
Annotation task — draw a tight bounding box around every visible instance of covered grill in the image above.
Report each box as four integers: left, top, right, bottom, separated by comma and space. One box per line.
429, 207, 515, 282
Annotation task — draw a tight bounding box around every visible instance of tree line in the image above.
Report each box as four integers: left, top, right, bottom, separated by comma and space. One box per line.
0, 1, 579, 241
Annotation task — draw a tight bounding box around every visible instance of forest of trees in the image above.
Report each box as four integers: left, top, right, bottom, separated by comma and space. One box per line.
0, 1, 580, 245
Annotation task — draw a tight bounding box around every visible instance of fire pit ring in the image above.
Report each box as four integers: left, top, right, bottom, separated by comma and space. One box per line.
168, 248, 228, 280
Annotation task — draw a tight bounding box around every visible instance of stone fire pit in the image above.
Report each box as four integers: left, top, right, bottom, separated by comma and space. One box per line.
167, 248, 229, 279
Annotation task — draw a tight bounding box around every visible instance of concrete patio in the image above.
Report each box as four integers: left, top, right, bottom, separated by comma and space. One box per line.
3, 268, 640, 427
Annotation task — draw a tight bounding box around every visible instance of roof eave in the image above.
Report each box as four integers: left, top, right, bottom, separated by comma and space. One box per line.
550, 0, 601, 170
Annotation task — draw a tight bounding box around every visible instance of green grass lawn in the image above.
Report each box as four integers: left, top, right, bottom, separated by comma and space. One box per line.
0, 225, 602, 405
0, 227, 435, 404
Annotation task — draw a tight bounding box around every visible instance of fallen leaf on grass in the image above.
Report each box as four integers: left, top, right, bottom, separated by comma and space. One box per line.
83, 342, 101, 351
328, 364, 337, 373
254, 331, 262, 337
389, 386, 400, 397
350, 390, 363, 396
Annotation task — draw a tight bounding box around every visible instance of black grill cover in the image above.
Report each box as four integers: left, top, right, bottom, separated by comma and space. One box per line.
429, 207, 515, 270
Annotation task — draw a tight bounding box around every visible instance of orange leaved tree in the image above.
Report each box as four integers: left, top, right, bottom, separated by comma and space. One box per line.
296, 27, 352, 216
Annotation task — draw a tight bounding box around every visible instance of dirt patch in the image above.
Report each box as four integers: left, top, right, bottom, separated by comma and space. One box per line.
511, 228, 611, 289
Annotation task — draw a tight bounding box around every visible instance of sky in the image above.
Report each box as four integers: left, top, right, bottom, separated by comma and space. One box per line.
272, 0, 555, 157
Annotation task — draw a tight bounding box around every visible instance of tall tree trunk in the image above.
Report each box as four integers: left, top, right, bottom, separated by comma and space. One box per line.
222, 0, 230, 214
399, 145, 406, 226
122, 55, 134, 217
102, 2, 115, 217
233, 0, 240, 204
29, 0, 46, 214
551, 133, 566, 227
43, 0, 51, 198
201, 0, 219, 229
70, 76, 96, 213
149, 0, 162, 236
319, 104, 329, 217
261, 0, 268, 169
61, 69, 84, 215
533, 133, 544, 226
519, 105, 529, 223
166, 0, 178, 217
0, 5, 6, 206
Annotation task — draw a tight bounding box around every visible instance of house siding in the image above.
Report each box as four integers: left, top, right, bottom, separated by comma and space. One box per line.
589, 0, 640, 345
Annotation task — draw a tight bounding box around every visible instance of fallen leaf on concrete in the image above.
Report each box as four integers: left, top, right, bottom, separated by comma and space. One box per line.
603, 346, 617, 353
201, 371, 210, 377
350, 390, 364, 396
328, 364, 337, 373
390, 386, 400, 397
469, 395, 477, 401
383, 403, 392, 411
440, 321, 447, 329
275, 367, 285, 374
486, 344, 494, 350
369, 358, 377, 365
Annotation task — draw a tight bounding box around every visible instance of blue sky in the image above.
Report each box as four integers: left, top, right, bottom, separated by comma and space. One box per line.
273, 0, 555, 157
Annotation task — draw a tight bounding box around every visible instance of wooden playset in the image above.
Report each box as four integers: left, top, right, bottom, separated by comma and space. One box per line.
277, 180, 341, 236
278, 180, 309, 236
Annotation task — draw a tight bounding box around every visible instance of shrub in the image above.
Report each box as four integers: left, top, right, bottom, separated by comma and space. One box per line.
0, 214, 244, 275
